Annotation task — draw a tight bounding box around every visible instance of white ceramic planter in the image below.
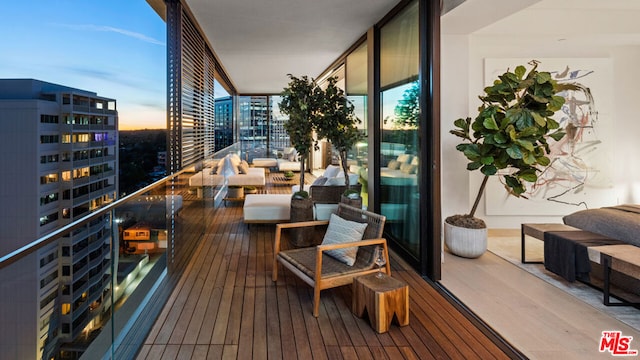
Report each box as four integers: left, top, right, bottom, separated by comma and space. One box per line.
444, 222, 487, 258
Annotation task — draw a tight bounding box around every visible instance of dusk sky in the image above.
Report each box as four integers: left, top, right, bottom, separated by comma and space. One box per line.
0, 1, 167, 130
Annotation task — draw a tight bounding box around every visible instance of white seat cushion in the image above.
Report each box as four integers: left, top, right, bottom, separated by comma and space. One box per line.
243, 194, 291, 222
314, 203, 338, 221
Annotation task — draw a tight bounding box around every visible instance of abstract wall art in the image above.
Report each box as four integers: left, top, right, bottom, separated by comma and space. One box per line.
482, 58, 616, 216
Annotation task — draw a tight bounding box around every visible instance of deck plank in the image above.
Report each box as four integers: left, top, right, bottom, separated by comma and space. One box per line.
139, 173, 512, 359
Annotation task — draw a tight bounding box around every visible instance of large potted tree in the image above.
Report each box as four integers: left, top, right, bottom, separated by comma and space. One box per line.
446, 60, 574, 258
315, 76, 364, 207
279, 74, 325, 246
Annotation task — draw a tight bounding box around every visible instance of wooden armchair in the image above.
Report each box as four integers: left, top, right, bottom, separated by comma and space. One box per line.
273, 203, 389, 317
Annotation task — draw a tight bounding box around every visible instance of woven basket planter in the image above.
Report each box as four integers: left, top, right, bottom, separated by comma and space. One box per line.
227, 186, 244, 199
289, 198, 314, 247
340, 195, 362, 209
311, 184, 362, 204
444, 222, 487, 258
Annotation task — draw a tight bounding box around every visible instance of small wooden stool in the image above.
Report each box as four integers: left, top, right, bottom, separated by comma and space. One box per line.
352, 273, 409, 333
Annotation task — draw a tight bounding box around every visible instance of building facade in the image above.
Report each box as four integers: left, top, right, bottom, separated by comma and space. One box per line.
214, 95, 234, 151
0, 79, 118, 359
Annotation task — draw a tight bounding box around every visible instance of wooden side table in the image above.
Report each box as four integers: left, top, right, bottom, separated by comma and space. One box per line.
352, 273, 409, 333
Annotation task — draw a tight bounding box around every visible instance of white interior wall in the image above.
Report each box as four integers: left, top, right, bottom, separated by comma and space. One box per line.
440, 35, 471, 223
442, 32, 640, 229
611, 46, 640, 204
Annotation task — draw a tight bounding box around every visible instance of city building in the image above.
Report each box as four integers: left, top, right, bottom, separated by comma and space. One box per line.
213, 95, 234, 151
0, 79, 118, 359
1, 0, 640, 359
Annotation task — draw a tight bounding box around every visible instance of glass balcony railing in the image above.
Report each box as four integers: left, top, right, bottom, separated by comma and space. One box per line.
0, 143, 241, 360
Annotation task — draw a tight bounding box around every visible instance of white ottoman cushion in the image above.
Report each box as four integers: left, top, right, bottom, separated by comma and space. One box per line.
243, 194, 291, 223
314, 203, 338, 221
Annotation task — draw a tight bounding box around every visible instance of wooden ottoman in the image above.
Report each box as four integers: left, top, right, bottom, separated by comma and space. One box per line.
352, 273, 409, 333
243, 194, 291, 223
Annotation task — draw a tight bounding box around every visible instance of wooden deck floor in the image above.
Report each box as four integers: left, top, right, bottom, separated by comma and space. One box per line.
137, 174, 516, 359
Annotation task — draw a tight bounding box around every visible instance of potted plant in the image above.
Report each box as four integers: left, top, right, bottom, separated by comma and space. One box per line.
341, 188, 363, 209
283, 170, 295, 180
446, 60, 574, 258
279, 74, 325, 246
244, 185, 258, 194
315, 76, 364, 201
279, 74, 324, 194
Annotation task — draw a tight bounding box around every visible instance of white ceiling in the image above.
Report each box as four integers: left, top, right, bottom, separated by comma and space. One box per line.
185, 0, 400, 94
443, 0, 640, 43
149, 0, 640, 95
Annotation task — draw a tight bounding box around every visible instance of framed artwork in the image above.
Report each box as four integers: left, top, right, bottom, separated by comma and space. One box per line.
482, 58, 616, 216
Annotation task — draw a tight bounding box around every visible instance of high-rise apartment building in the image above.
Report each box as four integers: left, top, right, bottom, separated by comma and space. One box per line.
214, 95, 234, 151
0, 79, 118, 359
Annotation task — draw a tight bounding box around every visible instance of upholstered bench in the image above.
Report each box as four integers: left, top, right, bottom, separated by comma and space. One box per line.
243, 194, 291, 223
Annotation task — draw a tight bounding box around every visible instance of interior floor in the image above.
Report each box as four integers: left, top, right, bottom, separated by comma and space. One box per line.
440, 230, 640, 359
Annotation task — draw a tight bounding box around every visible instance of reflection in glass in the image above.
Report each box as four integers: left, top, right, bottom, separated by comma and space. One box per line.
379, 0, 421, 258
346, 42, 368, 204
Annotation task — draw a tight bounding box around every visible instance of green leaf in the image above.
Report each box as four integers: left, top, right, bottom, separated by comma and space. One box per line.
462, 144, 481, 159
514, 66, 526, 79
480, 164, 497, 176
523, 152, 536, 165
481, 156, 494, 165
549, 130, 566, 141
515, 139, 534, 151
494, 132, 507, 144
507, 125, 517, 141
506, 145, 523, 159
536, 72, 552, 84
512, 184, 526, 196
519, 169, 538, 182
531, 94, 550, 104
548, 95, 565, 111
537, 156, 550, 166
504, 175, 520, 190
449, 130, 467, 139
453, 118, 469, 130
483, 116, 499, 130
547, 117, 560, 129
467, 161, 482, 170
456, 143, 470, 152
519, 126, 539, 138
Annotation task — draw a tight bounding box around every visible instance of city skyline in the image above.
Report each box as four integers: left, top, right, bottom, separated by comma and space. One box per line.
0, 0, 166, 130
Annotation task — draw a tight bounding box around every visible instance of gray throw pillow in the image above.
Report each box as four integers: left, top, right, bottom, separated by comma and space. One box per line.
321, 213, 368, 266
312, 176, 327, 186
400, 163, 417, 174
387, 160, 400, 170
